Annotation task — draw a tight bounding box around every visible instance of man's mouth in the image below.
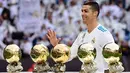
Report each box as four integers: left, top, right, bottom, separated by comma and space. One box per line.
82, 16, 87, 19
82, 18, 86, 20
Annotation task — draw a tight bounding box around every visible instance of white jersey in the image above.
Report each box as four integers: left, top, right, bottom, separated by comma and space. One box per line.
70, 24, 114, 72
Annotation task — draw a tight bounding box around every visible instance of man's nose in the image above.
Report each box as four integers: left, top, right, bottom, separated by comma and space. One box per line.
82, 12, 85, 16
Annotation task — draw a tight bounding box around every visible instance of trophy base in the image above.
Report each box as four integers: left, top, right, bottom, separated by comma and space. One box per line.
33, 62, 50, 73
80, 62, 97, 73
79, 69, 86, 73
7, 62, 23, 73
51, 63, 65, 73
108, 62, 124, 73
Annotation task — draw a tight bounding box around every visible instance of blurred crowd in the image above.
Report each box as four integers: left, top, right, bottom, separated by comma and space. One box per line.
0, 0, 130, 66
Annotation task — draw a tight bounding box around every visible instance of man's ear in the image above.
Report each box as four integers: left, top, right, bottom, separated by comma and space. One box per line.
94, 11, 98, 17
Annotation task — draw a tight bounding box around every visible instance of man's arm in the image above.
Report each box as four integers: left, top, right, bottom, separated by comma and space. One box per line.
69, 32, 84, 61
46, 30, 61, 47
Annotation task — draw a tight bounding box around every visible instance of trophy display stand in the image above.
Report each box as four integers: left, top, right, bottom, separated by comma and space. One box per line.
5, 43, 127, 73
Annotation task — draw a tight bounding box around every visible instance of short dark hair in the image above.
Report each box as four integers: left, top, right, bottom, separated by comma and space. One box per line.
83, 1, 100, 17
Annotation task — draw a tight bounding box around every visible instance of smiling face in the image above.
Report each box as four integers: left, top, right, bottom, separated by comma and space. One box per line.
81, 3, 99, 25
81, 5, 98, 24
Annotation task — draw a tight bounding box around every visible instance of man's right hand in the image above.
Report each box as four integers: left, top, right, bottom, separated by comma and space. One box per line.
46, 30, 61, 47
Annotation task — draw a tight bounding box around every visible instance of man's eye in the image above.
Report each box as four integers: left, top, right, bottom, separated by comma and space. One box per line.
81, 10, 83, 12
85, 10, 88, 12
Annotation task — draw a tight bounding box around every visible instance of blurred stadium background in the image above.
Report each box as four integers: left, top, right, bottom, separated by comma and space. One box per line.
0, 0, 130, 72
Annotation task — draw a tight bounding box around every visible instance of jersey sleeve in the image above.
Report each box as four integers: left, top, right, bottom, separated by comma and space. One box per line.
68, 32, 84, 61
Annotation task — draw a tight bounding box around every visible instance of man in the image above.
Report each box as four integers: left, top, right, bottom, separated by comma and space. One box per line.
47, 1, 114, 72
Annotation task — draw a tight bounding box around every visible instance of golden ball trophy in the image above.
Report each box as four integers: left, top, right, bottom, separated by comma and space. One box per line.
50, 44, 70, 73
77, 43, 97, 73
103, 43, 124, 73
30, 44, 50, 73
3, 44, 23, 73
